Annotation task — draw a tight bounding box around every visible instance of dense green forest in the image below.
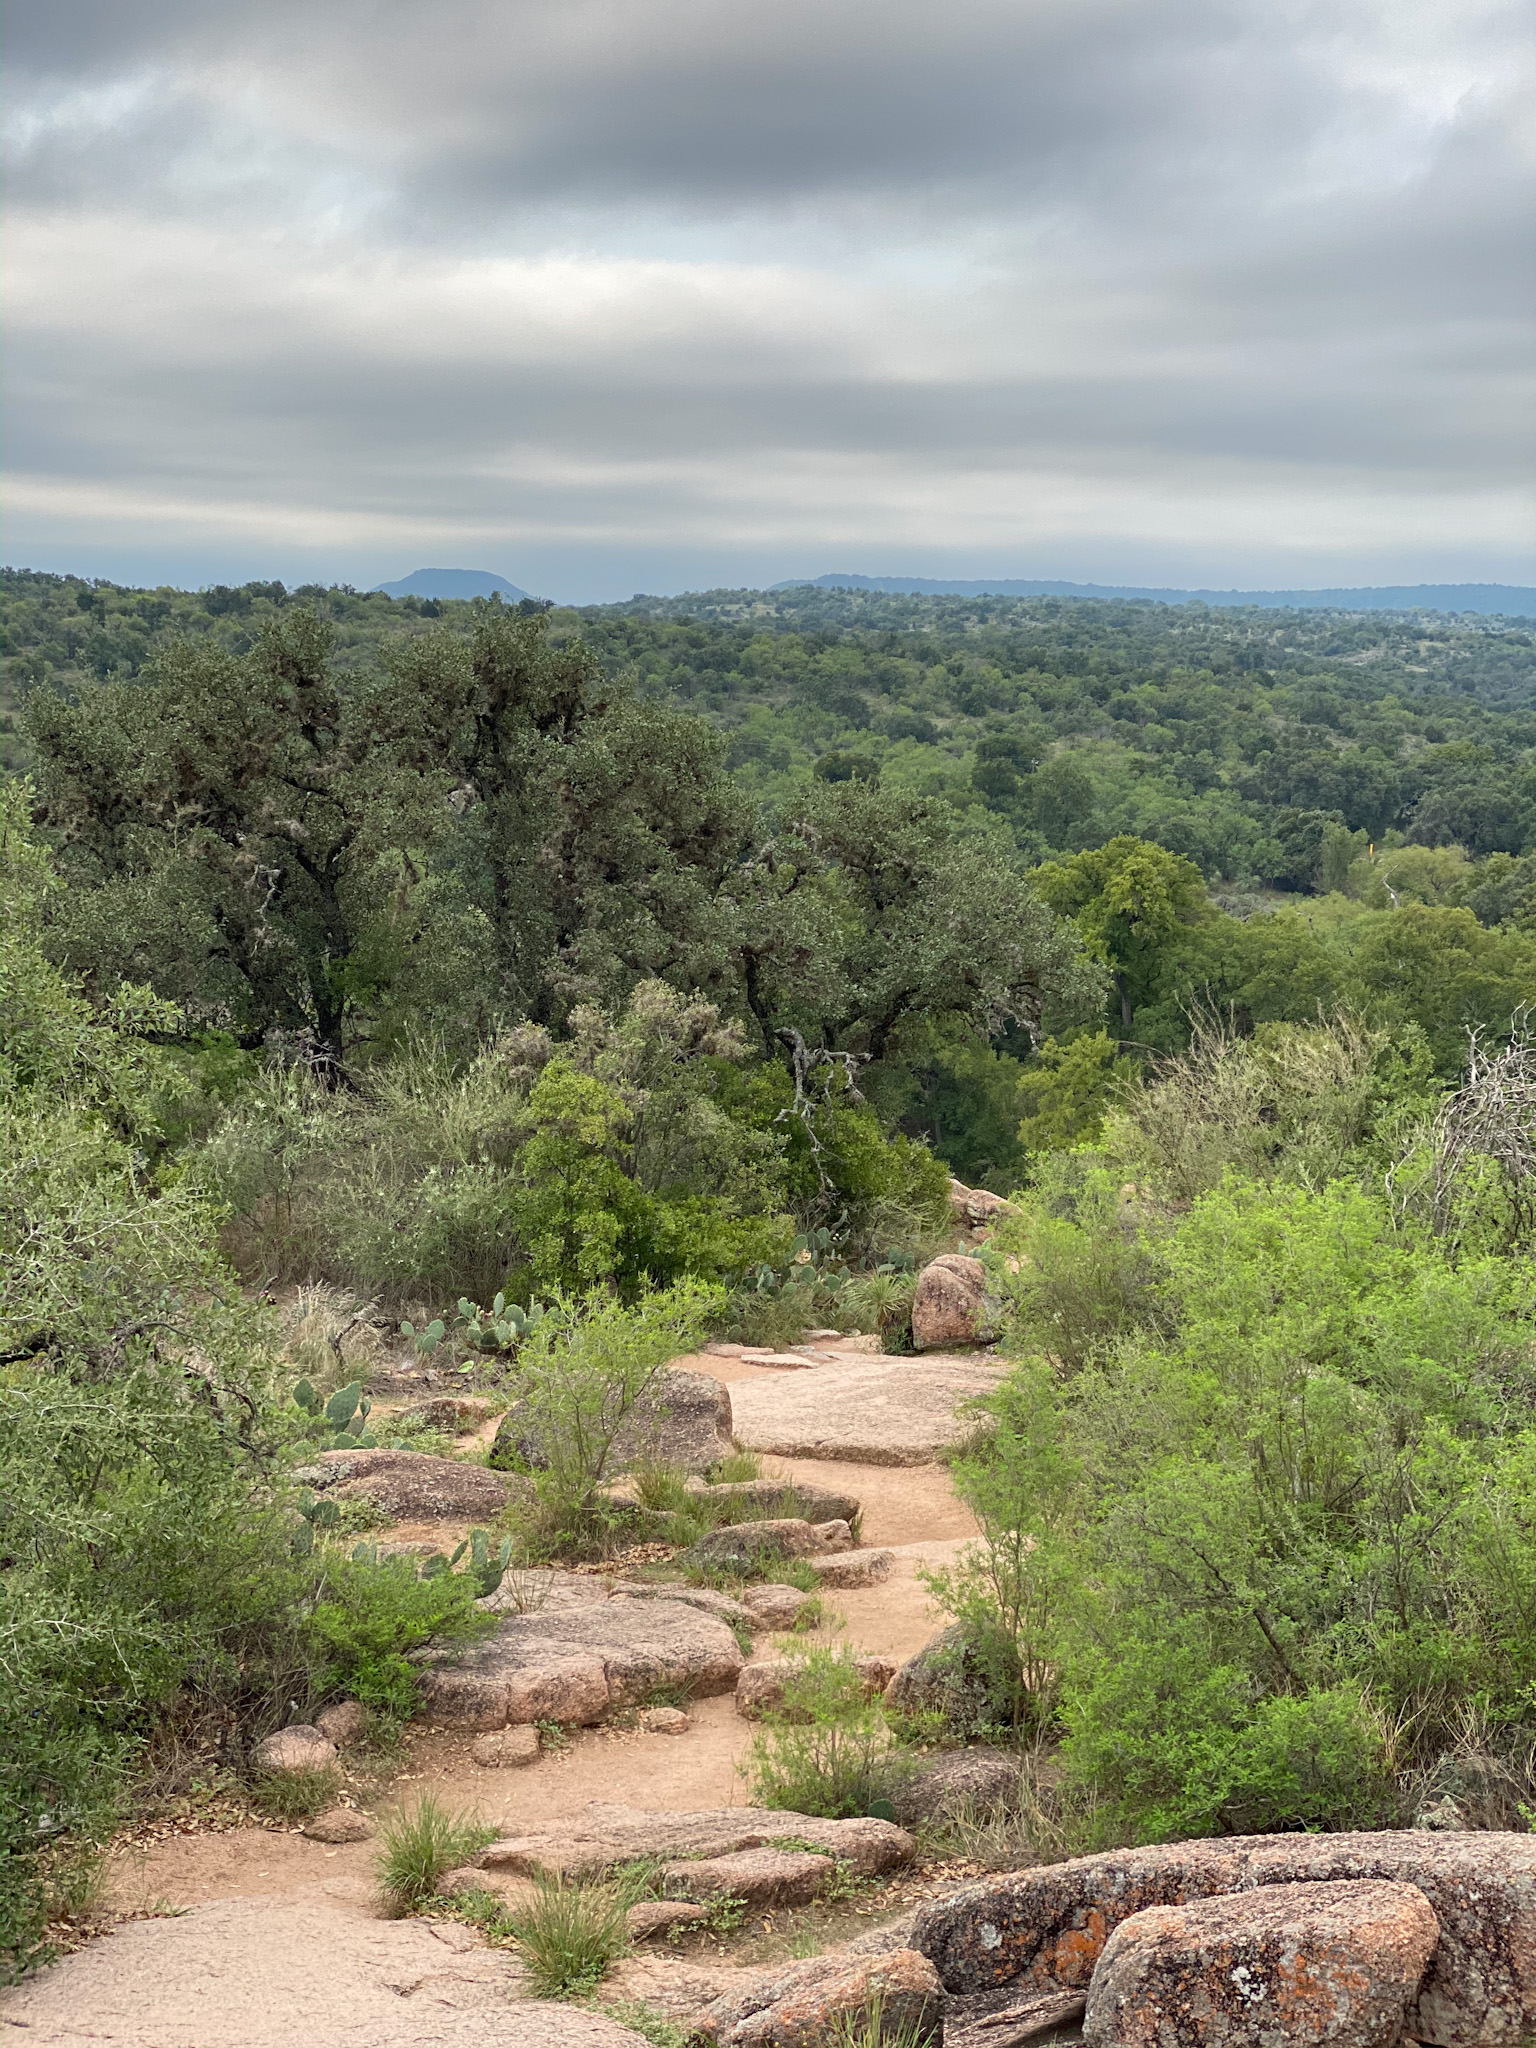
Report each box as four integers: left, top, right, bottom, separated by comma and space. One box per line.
2, 568, 1532, 1974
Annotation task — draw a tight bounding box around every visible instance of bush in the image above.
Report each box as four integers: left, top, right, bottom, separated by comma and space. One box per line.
937, 1155, 1534, 1840
486, 1281, 723, 1546
743, 1646, 894, 1818
305, 1554, 495, 1721
375, 1794, 494, 1915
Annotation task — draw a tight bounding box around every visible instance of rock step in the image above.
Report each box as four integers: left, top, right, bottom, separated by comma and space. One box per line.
664, 1848, 837, 1910
473, 1802, 915, 1882
808, 1546, 894, 1587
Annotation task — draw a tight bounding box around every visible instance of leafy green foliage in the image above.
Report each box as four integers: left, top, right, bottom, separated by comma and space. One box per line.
486, 1281, 723, 1546
305, 1553, 494, 1720
936, 1053, 1535, 1840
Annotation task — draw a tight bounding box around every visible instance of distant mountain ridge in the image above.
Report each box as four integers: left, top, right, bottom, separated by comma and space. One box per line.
373, 568, 532, 600
776, 573, 1536, 617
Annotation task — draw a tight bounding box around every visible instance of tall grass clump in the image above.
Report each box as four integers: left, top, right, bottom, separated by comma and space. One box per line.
503, 1873, 631, 1996
375, 1795, 494, 1915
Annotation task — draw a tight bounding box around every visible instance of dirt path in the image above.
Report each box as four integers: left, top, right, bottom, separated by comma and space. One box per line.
102, 1343, 983, 1920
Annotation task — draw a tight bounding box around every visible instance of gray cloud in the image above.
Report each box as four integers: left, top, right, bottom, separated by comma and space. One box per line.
3, 0, 1531, 597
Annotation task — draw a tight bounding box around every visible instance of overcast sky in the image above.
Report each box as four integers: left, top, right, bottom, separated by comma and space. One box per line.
3, 0, 1532, 601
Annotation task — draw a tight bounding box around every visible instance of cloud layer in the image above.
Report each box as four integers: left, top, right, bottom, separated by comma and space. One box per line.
4, 0, 1532, 598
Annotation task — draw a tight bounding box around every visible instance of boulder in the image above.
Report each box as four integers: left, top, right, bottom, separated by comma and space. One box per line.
1083, 1879, 1441, 2048
911, 1254, 994, 1351
729, 1351, 1007, 1465
490, 1366, 733, 1477
739, 1584, 821, 1631
681, 1518, 835, 1571
471, 1725, 542, 1767
697, 1947, 944, 2046
628, 1899, 708, 1941
884, 1747, 1020, 1828
1237, 1832, 1536, 2047
808, 1546, 894, 1587
307, 1447, 521, 1520
913, 1830, 1536, 2048
690, 1477, 862, 1526
735, 1655, 897, 1720
885, 1623, 1009, 1738
302, 1807, 372, 1844
811, 1518, 855, 1551
949, 1178, 1016, 1229
664, 1848, 834, 1910
313, 1699, 369, 1747
419, 1599, 744, 1729
253, 1724, 337, 1774
639, 1706, 692, 1734
475, 1803, 915, 1882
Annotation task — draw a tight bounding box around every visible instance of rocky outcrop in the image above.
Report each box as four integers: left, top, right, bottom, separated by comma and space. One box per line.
885, 1623, 1011, 1738
1083, 1879, 1441, 2048
419, 1598, 744, 1728
689, 1476, 862, 1525
664, 1847, 838, 1910
476, 1570, 758, 1638
681, 1517, 839, 1571
489, 1366, 734, 1476
913, 1831, 1536, 2047
739, 1584, 821, 1630
627, 1899, 708, 1941
728, 1351, 1007, 1464
395, 1395, 494, 1432
696, 1947, 944, 2047
313, 1699, 369, 1747
473, 1802, 915, 1882
301, 1447, 521, 1520
911, 1253, 994, 1350
949, 1178, 1016, 1231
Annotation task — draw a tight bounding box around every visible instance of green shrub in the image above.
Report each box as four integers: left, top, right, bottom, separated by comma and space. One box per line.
502, 1874, 630, 1996
743, 1646, 893, 1818
375, 1794, 495, 1915
1060, 1650, 1397, 1841
305, 1555, 494, 1720
485, 1281, 722, 1547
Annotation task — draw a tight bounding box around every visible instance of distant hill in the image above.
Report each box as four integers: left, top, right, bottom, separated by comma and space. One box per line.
372, 568, 533, 600
777, 574, 1536, 618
